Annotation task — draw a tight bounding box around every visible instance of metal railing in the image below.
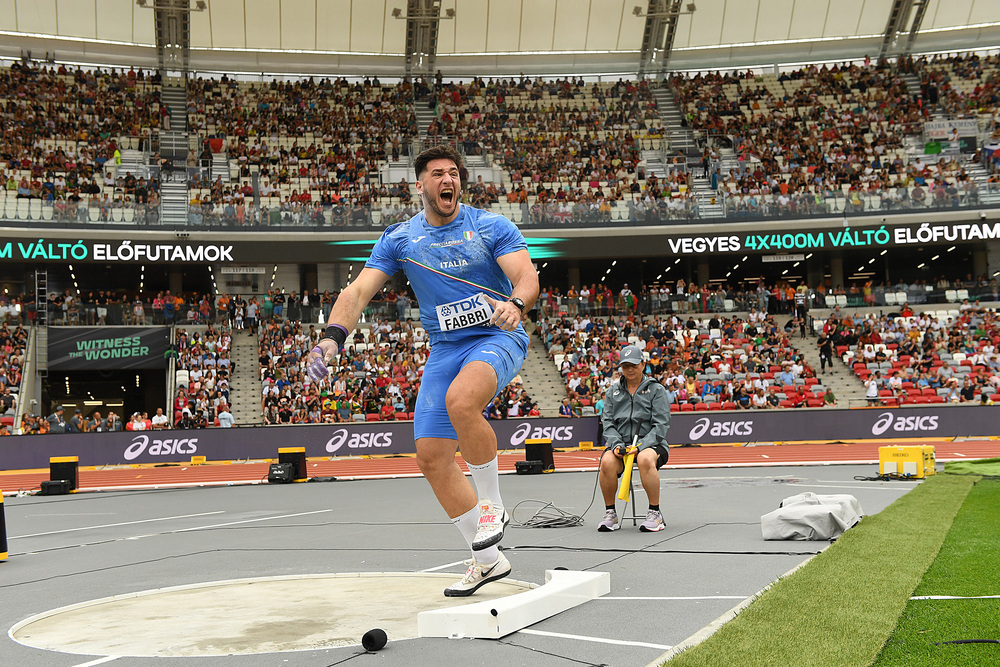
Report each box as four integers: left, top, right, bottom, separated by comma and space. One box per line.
2, 183, 999, 230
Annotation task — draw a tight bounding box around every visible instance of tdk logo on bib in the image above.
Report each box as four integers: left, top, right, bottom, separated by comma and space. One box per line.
436, 293, 492, 332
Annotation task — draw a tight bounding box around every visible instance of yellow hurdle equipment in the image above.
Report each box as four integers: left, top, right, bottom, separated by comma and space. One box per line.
879, 445, 935, 478
1, 493, 7, 561
617, 450, 636, 501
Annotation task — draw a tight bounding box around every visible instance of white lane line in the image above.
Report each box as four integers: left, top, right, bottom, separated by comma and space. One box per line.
421, 560, 467, 573
650, 556, 818, 664
71, 656, 120, 667
760, 454, 770, 458
598, 596, 747, 600
11, 511, 225, 539
953, 452, 966, 457
789, 483, 918, 491
911, 595, 1000, 600
518, 628, 672, 651
171, 509, 332, 533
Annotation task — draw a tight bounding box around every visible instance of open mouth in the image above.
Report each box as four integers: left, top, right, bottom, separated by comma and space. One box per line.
440, 188, 455, 205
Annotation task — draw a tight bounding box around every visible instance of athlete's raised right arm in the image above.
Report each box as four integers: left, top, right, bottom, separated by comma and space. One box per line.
305, 267, 391, 381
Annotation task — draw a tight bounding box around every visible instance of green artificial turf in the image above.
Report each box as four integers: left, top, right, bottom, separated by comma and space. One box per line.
664, 475, 975, 667
944, 457, 1000, 477
872, 477, 1000, 667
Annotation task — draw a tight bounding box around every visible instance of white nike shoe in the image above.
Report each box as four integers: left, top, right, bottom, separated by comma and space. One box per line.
443, 552, 512, 597
471, 499, 510, 551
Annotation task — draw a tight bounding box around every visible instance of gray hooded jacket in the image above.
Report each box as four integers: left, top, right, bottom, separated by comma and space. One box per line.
601, 375, 671, 450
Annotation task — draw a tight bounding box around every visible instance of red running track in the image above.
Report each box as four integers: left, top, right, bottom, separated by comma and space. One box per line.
2, 440, 998, 495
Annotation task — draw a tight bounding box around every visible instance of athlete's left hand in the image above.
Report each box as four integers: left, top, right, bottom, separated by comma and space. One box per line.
484, 295, 521, 331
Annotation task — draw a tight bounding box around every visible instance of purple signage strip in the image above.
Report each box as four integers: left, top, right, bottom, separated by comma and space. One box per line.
1, 408, 998, 471
0, 418, 600, 470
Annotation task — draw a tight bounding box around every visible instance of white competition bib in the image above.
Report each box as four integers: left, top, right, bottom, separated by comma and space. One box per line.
436, 293, 493, 332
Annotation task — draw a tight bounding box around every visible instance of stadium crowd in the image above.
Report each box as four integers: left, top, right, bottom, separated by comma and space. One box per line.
540, 307, 827, 412
0, 61, 163, 221
0, 323, 27, 435
254, 313, 534, 425
172, 325, 233, 429
827, 302, 1000, 405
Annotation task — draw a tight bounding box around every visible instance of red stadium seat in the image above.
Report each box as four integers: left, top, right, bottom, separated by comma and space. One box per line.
366, 413, 380, 422
721, 402, 737, 410
927, 395, 946, 404
921, 388, 936, 396
806, 399, 823, 408
679, 403, 694, 411
394, 412, 408, 421
804, 377, 818, 385
779, 400, 796, 409
694, 402, 709, 411
707, 402, 723, 410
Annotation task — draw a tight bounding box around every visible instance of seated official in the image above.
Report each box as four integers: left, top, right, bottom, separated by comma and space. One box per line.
597, 345, 671, 533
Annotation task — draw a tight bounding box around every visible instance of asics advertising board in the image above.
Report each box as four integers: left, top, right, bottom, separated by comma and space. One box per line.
0, 418, 600, 468
2, 408, 994, 469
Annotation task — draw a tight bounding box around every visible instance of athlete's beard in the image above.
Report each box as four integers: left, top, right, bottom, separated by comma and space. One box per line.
423, 188, 459, 220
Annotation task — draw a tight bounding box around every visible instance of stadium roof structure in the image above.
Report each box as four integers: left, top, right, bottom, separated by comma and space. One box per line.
0, 0, 999, 76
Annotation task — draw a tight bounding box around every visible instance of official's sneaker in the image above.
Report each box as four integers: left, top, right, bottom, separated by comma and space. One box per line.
597, 508, 619, 532
639, 509, 665, 532
471, 499, 509, 551
443, 552, 511, 597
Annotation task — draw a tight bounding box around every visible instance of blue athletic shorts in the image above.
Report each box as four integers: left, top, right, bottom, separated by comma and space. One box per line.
414, 331, 527, 440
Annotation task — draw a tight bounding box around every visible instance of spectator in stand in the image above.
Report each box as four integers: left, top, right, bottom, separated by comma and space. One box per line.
865, 371, 882, 406
558, 396, 578, 417
217, 402, 235, 427
89, 411, 108, 432
151, 407, 169, 429
46, 405, 67, 434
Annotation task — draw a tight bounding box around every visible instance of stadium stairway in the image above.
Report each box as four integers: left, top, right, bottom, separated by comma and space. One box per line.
415, 102, 437, 141
519, 338, 566, 418
795, 325, 866, 406
228, 329, 262, 426
160, 82, 188, 133
690, 176, 725, 217
898, 71, 922, 101
159, 179, 189, 225
651, 84, 698, 156
211, 152, 231, 183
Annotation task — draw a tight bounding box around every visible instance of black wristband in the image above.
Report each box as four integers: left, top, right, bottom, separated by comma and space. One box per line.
322, 324, 348, 346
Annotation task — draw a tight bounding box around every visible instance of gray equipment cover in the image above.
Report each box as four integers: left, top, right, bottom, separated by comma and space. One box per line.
761, 492, 864, 540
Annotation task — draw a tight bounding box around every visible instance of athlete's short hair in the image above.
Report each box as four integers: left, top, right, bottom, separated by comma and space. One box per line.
414, 144, 465, 182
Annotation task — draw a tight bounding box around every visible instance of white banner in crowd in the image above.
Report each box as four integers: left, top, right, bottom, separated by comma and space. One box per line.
924, 119, 978, 140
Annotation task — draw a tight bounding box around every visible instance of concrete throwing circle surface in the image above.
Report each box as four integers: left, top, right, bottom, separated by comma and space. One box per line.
9, 572, 534, 657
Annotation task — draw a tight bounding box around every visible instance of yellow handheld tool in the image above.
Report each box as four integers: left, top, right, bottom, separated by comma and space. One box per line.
617, 436, 639, 501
